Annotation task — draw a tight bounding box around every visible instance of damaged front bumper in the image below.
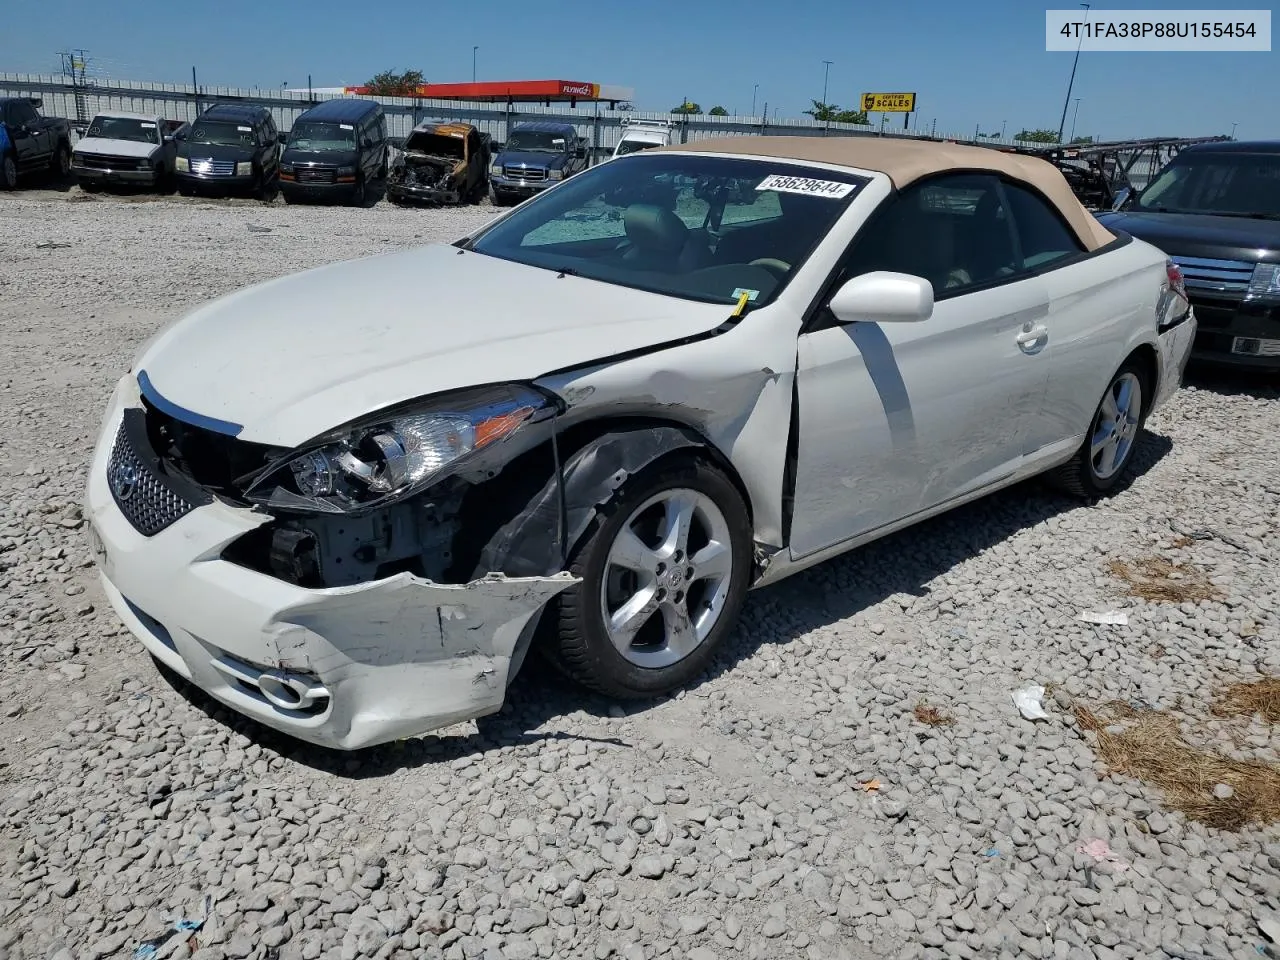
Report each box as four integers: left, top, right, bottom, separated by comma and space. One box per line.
386, 180, 464, 204
83, 376, 577, 750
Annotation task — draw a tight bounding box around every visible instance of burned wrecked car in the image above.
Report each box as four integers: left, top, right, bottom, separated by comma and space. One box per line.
86, 137, 1193, 750
387, 121, 489, 205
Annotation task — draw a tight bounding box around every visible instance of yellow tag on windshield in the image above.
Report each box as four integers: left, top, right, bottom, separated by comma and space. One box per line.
732, 290, 752, 317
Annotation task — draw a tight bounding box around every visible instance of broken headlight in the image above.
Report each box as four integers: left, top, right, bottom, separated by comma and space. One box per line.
247, 384, 552, 513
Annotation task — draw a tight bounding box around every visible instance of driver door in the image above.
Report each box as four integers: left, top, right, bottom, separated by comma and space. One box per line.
788, 174, 1054, 559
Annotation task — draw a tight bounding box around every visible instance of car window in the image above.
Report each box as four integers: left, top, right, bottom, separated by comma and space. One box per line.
12, 101, 37, 126
471, 154, 869, 307
1003, 182, 1085, 270
840, 174, 1018, 296
721, 189, 782, 227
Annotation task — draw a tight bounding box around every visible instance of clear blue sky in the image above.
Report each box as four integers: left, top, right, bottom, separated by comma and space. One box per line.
3, 0, 1275, 140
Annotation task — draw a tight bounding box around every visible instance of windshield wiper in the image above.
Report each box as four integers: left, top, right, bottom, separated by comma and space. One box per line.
1202, 211, 1280, 221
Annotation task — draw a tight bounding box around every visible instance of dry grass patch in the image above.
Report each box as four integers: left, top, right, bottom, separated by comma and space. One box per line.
1074, 701, 1280, 830
913, 702, 954, 727
1106, 557, 1221, 604
1213, 676, 1280, 724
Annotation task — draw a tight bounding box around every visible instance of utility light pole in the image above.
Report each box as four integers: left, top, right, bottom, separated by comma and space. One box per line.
752, 83, 758, 117
1057, 2, 1090, 143
472, 46, 478, 83
821, 60, 832, 134
1070, 98, 1081, 141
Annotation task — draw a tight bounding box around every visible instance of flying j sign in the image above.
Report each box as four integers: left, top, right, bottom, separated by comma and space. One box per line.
860, 92, 917, 113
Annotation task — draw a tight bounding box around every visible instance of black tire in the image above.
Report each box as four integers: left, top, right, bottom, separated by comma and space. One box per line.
80, 181, 101, 194
1048, 358, 1150, 498
1, 153, 17, 190
50, 142, 71, 179
348, 175, 366, 207
177, 183, 194, 198
548, 456, 752, 699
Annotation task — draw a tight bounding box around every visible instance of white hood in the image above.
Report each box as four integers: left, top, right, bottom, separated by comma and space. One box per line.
135, 244, 732, 445
73, 137, 159, 159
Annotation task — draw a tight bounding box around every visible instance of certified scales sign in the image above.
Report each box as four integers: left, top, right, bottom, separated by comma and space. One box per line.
860, 92, 917, 113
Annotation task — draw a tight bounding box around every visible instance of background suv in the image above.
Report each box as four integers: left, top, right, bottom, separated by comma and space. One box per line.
175, 103, 284, 201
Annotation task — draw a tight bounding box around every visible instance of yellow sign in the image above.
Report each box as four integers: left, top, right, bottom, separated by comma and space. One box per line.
861, 92, 916, 113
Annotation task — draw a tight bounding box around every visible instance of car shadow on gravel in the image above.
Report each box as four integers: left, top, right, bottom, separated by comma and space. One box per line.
151, 431, 1174, 777
1184, 363, 1279, 400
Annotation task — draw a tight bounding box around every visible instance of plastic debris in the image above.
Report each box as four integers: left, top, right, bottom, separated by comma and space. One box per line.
246, 224, 273, 233
1012, 685, 1050, 721
132, 897, 212, 960
1077, 609, 1129, 626
983, 848, 1001, 858
1075, 838, 1130, 872
858, 778, 882, 793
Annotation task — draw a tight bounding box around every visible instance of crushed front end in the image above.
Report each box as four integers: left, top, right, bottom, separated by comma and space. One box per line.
83, 374, 576, 749
387, 154, 467, 204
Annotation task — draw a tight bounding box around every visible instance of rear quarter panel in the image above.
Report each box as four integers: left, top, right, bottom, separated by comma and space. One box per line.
1037, 236, 1168, 444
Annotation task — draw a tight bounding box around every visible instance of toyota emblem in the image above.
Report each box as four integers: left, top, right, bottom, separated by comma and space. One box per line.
109, 461, 139, 501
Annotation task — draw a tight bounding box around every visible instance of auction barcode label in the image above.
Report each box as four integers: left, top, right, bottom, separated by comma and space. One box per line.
757, 175, 856, 198
1046, 9, 1271, 50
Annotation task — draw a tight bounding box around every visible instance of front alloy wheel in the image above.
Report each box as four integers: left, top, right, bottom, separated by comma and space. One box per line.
600, 488, 735, 669
550, 457, 751, 698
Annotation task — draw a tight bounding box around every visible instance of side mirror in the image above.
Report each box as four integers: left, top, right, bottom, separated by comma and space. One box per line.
828, 271, 934, 325
575, 146, 587, 159
362, 137, 373, 149
1111, 186, 1133, 211
277, 132, 287, 144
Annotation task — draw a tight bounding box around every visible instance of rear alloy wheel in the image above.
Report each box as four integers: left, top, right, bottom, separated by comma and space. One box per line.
1, 154, 17, 190
1049, 361, 1148, 497
550, 457, 751, 699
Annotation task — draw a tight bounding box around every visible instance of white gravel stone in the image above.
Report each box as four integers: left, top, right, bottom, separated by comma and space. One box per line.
0, 187, 1277, 960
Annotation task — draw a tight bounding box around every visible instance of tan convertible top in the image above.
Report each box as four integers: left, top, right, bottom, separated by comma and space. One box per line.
659, 136, 1116, 252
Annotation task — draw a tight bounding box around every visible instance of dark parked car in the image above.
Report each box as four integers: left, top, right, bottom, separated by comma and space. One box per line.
387, 121, 489, 205
279, 98, 386, 206
0, 97, 72, 189
1099, 141, 1280, 369
175, 103, 284, 201
489, 121, 588, 205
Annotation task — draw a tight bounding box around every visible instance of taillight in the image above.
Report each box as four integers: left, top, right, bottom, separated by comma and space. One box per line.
1166, 259, 1188, 299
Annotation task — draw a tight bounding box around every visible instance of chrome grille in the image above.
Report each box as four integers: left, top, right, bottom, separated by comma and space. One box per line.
189, 158, 236, 177
504, 165, 547, 182
107, 415, 196, 536
76, 153, 144, 170
296, 166, 336, 183
1171, 256, 1254, 300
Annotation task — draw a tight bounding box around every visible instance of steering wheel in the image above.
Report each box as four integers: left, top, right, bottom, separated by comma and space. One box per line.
749, 258, 791, 279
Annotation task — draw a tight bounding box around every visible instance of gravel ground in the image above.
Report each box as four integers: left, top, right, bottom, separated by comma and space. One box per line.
1, 186, 1279, 960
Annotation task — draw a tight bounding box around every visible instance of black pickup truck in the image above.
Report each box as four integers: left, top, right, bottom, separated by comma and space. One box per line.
1, 97, 73, 189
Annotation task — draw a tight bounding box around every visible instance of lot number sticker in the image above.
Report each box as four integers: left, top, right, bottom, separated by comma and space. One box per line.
757, 174, 855, 198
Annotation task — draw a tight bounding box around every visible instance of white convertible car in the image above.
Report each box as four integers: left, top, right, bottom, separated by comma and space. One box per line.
85, 137, 1195, 749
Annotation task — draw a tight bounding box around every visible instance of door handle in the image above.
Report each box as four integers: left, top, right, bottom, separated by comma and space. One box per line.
1016, 325, 1048, 350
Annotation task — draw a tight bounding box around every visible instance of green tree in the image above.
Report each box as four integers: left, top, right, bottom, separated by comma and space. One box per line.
1070, 135, 1094, 144
1013, 128, 1060, 143
804, 101, 867, 124
365, 69, 425, 97
671, 101, 702, 114
708, 105, 729, 116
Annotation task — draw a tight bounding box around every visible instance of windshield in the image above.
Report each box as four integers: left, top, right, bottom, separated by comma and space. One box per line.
405, 131, 465, 159
86, 116, 160, 144
1135, 151, 1280, 218
616, 139, 662, 156
288, 121, 355, 152
505, 130, 568, 153
468, 154, 868, 307
189, 120, 257, 147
